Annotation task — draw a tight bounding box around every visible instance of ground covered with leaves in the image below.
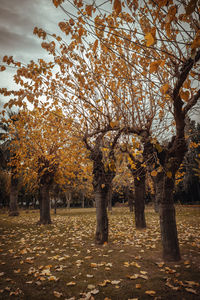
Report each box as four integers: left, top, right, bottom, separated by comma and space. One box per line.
0, 206, 199, 300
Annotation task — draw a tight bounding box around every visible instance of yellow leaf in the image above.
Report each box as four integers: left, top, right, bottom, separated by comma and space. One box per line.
145, 290, 156, 296
166, 171, 172, 178
90, 263, 97, 268
53, 291, 63, 298
151, 170, 157, 177
155, 143, 163, 153
185, 288, 197, 294
145, 33, 155, 47
66, 281, 76, 286
113, 0, 122, 15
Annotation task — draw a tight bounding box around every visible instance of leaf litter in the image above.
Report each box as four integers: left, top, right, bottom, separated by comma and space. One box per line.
0, 206, 199, 299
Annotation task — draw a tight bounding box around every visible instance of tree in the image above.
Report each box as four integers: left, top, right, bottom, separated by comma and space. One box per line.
6, 106, 86, 224
1, 0, 199, 260
0, 111, 20, 216
64, 0, 199, 261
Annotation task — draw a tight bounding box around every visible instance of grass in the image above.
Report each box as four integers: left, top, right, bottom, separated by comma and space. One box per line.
0, 205, 199, 299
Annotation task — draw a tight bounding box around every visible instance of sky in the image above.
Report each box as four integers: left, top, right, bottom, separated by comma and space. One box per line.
0, 0, 66, 106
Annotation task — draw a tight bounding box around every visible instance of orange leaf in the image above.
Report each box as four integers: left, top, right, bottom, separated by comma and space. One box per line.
180, 90, 190, 101
160, 83, 169, 94
93, 39, 98, 53
151, 170, 157, 177
113, 0, 122, 15
166, 171, 172, 178
85, 5, 93, 17
149, 61, 159, 73
0, 66, 6, 71
145, 290, 156, 296
145, 33, 155, 47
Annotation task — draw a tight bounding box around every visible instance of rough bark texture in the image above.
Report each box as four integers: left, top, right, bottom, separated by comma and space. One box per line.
128, 157, 147, 229
38, 182, 51, 224
37, 156, 56, 225
92, 151, 110, 244
134, 173, 146, 229
106, 185, 112, 212
153, 172, 164, 213
84, 131, 120, 244
159, 175, 180, 261
156, 136, 187, 261
9, 172, 19, 216
95, 185, 109, 244
127, 189, 134, 213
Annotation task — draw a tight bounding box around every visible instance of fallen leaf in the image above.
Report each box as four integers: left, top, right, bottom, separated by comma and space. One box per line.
53, 291, 63, 298
90, 289, 99, 295
111, 280, 121, 285
145, 290, 156, 296
185, 288, 197, 294
66, 281, 76, 286
87, 284, 96, 289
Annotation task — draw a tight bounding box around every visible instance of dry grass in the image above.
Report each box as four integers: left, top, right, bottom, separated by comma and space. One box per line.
0, 205, 199, 299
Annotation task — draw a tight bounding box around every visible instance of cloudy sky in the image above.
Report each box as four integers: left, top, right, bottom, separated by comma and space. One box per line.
0, 0, 67, 105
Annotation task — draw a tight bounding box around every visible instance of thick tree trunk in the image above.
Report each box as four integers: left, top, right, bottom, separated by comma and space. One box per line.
38, 182, 51, 224
134, 175, 146, 229
95, 185, 108, 244
9, 173, 19, 216
159, 175, 180, 261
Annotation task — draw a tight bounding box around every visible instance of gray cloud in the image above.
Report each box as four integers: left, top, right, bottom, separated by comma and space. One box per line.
0, 0, 66, 99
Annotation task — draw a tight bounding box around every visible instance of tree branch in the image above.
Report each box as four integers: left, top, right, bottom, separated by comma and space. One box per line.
183, 89, 200, 115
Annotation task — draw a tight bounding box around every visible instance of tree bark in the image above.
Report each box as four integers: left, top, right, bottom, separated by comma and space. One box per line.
159, 175, 180, 261
81, 191, 85, 208
107, 184, 112, 212
134, 174, 146, 229
153, 172, 164, 213
65, 191, 71, 209
92, 151, 113, 244
38, 182, 51, 224
94, 185, 108, 244
127, 189, 134, 213
9, 172, 19, 216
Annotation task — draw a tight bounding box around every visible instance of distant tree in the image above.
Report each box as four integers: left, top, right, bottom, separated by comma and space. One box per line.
0, 111, 20, 216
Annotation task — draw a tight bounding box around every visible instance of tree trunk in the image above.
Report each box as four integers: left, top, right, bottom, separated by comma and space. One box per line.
9, 173, 19, 216
65, 191, 71, 209
95, 185, 108, 244
134, 175, 146, 229
153, 172, 164, 213
107, 185, 112, 212
54, 197, 57, 215
159, 175, 180, 261
127, 188, 134, 212
81, 191, 85, 208
38, 182, 51, 224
